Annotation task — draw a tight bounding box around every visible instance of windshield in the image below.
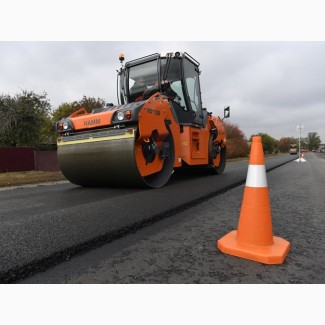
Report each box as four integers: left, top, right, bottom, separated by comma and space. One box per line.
128, 60, 158, 103
127, 56, 188, 107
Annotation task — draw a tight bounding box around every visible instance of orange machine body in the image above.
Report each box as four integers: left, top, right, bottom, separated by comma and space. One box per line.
59, 93, 226, 178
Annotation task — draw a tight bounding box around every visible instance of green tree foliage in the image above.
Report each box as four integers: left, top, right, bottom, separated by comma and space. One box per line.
250, 132, 277, 154
224, 122, 250, 158
0, 90, 51, 147
278, 137, 297, 153
0, 94, 14, 146
299, 137, 308, 150
52, 102, 77, 122
39, 114, 57, 146
52, 96, 105, 122
305, 132, 321, 150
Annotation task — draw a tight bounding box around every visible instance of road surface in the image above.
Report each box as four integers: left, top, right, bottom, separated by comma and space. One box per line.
3, 153, 324, 283
15, 152, 325, 284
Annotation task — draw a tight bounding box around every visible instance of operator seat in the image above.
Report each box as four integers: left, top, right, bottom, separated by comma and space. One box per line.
129, 81, 148, 102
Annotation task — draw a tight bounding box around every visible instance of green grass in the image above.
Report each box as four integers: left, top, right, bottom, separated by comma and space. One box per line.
0, 170, 67, 187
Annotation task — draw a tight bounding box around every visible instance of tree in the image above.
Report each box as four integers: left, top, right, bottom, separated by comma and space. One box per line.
250, 132, 277, 154
305, 132, 321, 150
52, 96, 105, 122
0, 94, 14, 146
278, 137, 297, 153
0, 90, 51, 147
39, 114, 57, 146
51, 102, 78, 123
224, 122, 250, 158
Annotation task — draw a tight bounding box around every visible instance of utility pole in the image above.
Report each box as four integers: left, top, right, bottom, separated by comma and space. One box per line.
296, 124, 304, 162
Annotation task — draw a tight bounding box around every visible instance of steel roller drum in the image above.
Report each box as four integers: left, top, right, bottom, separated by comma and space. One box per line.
57, 126, 174, 188
57, 127, 145, 187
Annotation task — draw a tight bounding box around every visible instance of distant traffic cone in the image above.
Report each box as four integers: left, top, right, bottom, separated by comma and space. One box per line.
217, 136, 290, 264
295, 151, 306, 162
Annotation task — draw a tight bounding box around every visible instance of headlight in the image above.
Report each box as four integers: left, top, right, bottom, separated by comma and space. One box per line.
56, 118, 74, 133
116, 110, 132, 121
117, 111, 125, 121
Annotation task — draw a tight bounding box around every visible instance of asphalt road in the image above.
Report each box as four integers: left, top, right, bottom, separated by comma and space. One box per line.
16, 152, 325, 284
0, 153, 313, 283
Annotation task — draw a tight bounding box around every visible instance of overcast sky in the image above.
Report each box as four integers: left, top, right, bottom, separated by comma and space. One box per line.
1, 41, 324, 142
1, 1, 325, 143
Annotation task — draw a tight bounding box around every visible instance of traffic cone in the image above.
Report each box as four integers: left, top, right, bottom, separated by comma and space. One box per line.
217, 136, 290, 264
295, 151, 306, 162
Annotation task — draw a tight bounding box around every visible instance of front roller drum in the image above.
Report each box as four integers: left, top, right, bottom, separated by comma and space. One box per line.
57, 128, 175, 188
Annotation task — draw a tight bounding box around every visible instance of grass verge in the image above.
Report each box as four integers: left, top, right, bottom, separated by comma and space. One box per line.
0, 171, 67, 187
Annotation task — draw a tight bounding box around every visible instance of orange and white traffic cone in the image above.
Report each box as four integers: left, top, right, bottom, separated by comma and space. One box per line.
217, 136, 290, 264
295, 151, 306, 162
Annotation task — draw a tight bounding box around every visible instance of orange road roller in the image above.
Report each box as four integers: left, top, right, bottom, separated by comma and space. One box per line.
56, 51, 230, 188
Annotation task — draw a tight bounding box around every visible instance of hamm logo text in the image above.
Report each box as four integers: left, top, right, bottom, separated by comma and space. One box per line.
84, 119, 101, 126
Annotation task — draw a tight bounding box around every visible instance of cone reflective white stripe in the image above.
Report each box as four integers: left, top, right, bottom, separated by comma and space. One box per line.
245, 165, 268, 187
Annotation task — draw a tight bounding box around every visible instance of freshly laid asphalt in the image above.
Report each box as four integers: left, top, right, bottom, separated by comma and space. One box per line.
15, 153, 325, 284
1, 154, 293, 283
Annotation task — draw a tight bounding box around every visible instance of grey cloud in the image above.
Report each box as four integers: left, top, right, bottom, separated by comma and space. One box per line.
0, 41, 324, 142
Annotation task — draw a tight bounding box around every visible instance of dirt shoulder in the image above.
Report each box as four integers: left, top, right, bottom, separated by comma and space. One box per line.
0, 171, 67, 187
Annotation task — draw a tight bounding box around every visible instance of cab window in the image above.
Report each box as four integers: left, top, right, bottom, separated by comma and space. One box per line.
183, 59, 202, 112
128, 60, 158, 102
161, 58, 188, 110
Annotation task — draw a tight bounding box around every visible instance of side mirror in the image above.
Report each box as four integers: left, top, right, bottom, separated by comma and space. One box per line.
223, 106, 230, 120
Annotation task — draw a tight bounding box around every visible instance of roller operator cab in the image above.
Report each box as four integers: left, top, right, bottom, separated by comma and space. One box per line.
56, 52, 230, 188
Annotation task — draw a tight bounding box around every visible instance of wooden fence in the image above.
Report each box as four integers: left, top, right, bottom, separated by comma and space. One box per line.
0, 148, 59, 172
